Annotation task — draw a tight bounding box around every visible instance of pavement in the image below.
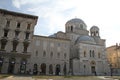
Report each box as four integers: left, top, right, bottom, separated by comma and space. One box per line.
0, 75, 119, 80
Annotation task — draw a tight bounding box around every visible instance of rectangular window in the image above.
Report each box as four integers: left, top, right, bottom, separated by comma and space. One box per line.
6, 20, 10, 27
64, 53, 67, 59
57, 52, 60, 58
43, 51, 46, 57
27, 23, 31, 30
15, 31, 20, 38
17, 22, 20, 28
25, 32, 30, 39
4, 29, 9, 37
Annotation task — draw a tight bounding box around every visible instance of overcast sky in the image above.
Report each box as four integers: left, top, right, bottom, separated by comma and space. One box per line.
0, 0, 120, 47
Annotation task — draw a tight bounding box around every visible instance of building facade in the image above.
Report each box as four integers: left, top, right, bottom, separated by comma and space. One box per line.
0, 9, 109, 75
0, 9, 38, 74
107, 44, 120, 75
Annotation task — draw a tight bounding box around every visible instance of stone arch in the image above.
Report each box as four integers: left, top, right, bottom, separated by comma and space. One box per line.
90, 61, 96, 75
49, 64, 53, 74
8, 58, 16, 74
20, 58, 27, 74
41, 63, 46, 75
55, 64, 60, 75
33, 63, 38, 75
0, 57, 3, 73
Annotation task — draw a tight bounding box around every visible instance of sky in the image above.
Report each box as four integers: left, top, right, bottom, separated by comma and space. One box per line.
0, 0, 120, 47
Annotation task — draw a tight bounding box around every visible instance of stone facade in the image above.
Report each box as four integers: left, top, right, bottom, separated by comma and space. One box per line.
0, 9, 109, 75
107, 44, 120, 75
0, 9, 38, 74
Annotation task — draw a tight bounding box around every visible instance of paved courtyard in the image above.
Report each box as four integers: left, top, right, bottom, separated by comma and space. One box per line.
0, 75, 119, 80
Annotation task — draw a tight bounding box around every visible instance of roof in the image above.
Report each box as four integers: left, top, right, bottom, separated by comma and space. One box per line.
76, 35, 96, 44
0, 8, 38, 20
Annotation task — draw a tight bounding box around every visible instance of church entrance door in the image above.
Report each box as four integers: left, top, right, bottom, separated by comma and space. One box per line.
91, 66, 96, 75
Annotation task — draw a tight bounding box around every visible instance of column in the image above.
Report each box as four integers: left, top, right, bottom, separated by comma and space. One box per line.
46, 64, 49, 75
1, 57, 9, 73
53, 64, 55, 75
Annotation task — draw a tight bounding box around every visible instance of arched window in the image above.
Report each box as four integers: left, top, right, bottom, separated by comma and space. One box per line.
57, 52, 60, 58
98, 53, 100, 58
50, 52, 53, 58
84, 51, 86, 57
90, 50, 92, 57
36, 50, 38, 56
71, 26, 73, 32
80, 24, 83, 29
92, 50, 95, 57
43, 51, 46, 57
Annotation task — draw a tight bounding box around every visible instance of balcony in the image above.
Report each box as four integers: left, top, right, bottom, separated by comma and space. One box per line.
0, 51, 31, 58
1, 36, 8, 40
23, 39, 30, 53
15, 28, 20, 32
26, 29, 31, 33
0, 37, 8, 51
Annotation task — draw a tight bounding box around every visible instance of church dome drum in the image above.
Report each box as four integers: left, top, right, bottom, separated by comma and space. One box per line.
65, 18, 87, 32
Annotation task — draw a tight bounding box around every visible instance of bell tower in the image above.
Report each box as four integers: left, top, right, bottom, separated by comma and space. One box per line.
90, 26, 100, 38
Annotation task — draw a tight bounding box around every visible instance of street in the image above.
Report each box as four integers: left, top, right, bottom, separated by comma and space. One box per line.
0, 75, 119, 80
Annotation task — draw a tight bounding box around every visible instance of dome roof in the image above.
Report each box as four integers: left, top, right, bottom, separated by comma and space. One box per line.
76, 36, 96, 44
65, 18, 87, 30
90, 26, 99, 32
66, 18, 85, 24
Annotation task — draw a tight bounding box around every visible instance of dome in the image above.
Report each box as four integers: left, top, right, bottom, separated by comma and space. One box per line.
66, 18, 85, 24
90, 26, 99, 32
65, 18, 87, 30
76, 36, 96, 44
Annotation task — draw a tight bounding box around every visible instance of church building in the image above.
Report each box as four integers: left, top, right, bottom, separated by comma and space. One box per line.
0, 9, 109, 75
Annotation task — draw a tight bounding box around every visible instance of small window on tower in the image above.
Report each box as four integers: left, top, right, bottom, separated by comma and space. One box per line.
80, 24, 83, 29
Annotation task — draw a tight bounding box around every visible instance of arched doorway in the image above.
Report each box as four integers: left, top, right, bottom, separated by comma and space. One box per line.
20, 59, 27, 74
49, 64, 53, 75
55, 64, 60, 75
0, 57, 3, 73
8, 58, 15, 74
90, 61, 96, 75
41, 63, 46, 75
33, 64, 38, 75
